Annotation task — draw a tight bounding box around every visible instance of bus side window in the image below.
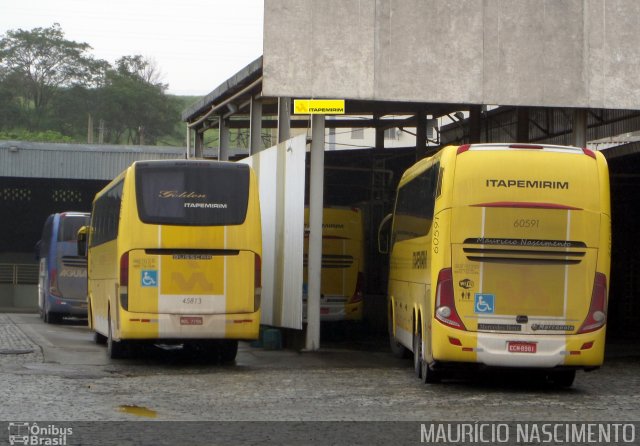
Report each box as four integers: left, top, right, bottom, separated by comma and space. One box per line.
392, 161, 439, 244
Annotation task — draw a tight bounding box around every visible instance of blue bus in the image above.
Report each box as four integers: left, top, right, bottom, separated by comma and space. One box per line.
37, 212, 90, 323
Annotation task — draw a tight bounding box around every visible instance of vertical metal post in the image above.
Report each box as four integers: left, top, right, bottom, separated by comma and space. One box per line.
250, 95, 263, 155
516, 107, 530, 142
278, 97, 291, 143
306, 114, 325, 351
469, 105, 482, 143
415, 109, 427, 160
573, 109, 588, 147
186, 126, 191, 159
194, 131, 204, 159
219, 117, 230, 161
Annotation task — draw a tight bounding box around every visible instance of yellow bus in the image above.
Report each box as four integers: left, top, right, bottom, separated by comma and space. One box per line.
79, 160, 262, 360
303, 207, 365, 322
381, 143, 610, 386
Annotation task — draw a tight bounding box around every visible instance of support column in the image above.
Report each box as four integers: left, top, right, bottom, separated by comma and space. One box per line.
469, 105, 482, 143
250, 95, 263, 155
306, 114, 325, 351
572, 108, 587, 147
194, 131, 204, 159
186, 126, 191, 159
516, 107, 530, 142
277, 97, 291, 143
374, 113, 384, 150
219, 117, 230, 161
415, 109, 427, 160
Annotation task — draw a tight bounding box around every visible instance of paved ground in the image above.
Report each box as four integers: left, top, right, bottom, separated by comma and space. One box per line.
1, 313, 639, 444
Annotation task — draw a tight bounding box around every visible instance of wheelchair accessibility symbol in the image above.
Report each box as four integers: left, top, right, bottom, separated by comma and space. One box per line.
141, 270, 158, 287
474, 293, 495, 314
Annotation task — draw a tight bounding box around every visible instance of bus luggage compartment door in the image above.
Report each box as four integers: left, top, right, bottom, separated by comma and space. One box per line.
126, 249, 256, 315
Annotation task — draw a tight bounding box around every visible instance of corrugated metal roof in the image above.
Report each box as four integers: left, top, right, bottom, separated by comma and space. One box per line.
0, 141, 185, 180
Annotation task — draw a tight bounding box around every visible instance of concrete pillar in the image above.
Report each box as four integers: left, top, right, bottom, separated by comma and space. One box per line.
573, 109, 588, 147
250, 96, 263, 155
278, 97, 291, 143
306, 114, 325, 351
219, 117, 230, 161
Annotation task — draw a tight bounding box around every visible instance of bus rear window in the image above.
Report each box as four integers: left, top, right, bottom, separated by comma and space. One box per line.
58, 215, 90, 242
135, 162, 250, 226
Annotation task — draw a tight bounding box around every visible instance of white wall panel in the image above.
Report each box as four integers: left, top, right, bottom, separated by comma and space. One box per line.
241, 135, 306, 329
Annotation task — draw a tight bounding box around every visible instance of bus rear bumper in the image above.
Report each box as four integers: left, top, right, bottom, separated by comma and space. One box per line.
432, 325, 606, 369
118, 311, 261, 341
46, 296, 88, 316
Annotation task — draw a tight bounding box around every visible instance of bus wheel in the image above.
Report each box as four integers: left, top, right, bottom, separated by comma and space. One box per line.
107, 315, 127, 359
94, 331, 107, 345
220, 340, 238, 363
413, 330, 423, 379
388, 310, 410, 359
45, 302, 61, 324
550, 370, 576, 388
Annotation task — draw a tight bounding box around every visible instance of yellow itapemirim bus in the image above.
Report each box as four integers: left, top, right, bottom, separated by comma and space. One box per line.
303, 207, 365, 322
80, 160, 262, 360
380, 143, 611, 386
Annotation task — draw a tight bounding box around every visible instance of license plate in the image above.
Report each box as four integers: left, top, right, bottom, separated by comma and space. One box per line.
180, 316, 203, 326
507, 341, 537, 353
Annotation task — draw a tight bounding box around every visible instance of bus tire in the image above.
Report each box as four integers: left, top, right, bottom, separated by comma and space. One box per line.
421, 359, 442, 384
388, 307, 410, 359
413, 330, 423, 379
94, 331, 107, 345
220, 340, 238, 363
107, 314, 127, 359
550, 370, 576, 388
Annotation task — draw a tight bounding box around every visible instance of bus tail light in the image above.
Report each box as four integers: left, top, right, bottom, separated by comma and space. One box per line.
456, 144, 471, 154
578, 272, 607, 334
119, 252, 129, 311
254, 254, 262, 312
582, 148, 597, 159
49, 268, 61, 297
348, 272, 364, 304
435, 268, 466, 330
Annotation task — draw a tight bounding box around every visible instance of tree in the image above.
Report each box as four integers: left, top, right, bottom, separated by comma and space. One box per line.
96, 61, 181, 145
0, 23, 108, 116
115, 55, 167, 90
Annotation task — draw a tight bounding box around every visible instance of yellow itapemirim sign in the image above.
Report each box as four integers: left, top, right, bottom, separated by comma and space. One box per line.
294, 99, 345, 115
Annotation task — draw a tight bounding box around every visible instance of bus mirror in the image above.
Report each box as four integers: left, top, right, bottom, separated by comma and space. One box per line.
77, 226, 89, 257
378, 213, 393, 254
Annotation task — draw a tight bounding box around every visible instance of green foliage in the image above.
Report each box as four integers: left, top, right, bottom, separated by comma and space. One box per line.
0, 24, 189, 146
0, 129, 74, 143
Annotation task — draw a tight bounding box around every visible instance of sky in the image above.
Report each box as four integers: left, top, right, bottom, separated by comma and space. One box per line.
0, 0, 264, 96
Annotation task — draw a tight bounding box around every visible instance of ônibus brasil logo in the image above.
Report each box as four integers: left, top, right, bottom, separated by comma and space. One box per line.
8, 422, 72, 446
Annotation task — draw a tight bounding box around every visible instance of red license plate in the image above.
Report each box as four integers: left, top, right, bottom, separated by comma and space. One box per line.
180, 316, 203, 326
507, 341, 537, 353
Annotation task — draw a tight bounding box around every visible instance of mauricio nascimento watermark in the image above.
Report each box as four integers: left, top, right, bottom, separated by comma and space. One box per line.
420, 422, 636, 444
8, 422, 73, 446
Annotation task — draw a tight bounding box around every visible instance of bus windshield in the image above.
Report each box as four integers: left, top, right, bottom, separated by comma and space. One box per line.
57, 214, 90, 242
135, 162, 250, 226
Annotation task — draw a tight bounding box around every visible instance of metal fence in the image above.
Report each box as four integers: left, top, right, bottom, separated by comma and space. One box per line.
0, 263, 38, 285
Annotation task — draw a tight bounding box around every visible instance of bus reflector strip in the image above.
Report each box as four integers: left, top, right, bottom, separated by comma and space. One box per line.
472, 202, 582, 210
129, 319, 158, 323
233, 319, 253, 324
